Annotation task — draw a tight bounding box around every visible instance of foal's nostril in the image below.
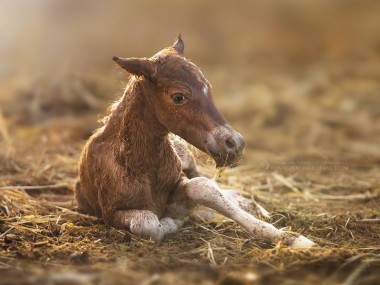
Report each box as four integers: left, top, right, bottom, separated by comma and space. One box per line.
225, 137, 238, 150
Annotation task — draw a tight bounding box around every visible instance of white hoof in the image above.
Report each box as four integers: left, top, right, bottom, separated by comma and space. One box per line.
290, 235, 315, 248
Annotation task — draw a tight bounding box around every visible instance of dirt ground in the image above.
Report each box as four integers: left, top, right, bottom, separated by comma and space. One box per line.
1, 1, 380, 285
1, 60, 379, 284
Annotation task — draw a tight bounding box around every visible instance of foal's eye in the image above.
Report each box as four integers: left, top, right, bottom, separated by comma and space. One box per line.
171, 93, 186, 104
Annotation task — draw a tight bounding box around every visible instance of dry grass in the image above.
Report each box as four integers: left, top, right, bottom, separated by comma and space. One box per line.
0, 64, 380, 284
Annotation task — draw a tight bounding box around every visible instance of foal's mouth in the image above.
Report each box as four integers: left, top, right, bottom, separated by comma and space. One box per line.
206, 148, 243, 169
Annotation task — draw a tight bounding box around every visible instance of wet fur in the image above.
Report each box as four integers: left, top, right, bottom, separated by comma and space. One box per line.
76, 78, 188, 225
74, 37, 314, 247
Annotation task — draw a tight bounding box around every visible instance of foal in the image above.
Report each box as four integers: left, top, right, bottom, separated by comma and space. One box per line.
75, 36, 314, 247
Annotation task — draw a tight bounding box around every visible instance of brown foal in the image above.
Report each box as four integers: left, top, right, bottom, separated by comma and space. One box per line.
75, 36, 314, 247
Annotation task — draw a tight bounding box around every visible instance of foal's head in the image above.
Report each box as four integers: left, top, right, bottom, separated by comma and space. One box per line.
113, 36, 245, 167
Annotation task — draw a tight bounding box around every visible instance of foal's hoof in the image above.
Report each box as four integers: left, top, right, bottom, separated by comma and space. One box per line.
290, 235, 315, 248
281, 232, 315, 248
160, 217, 184, 234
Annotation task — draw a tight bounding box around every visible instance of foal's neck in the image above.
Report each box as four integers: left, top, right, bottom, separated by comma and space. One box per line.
107, 78, 170, 168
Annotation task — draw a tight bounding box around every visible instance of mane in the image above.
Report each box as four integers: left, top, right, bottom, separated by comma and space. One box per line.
99, 76, 139, 126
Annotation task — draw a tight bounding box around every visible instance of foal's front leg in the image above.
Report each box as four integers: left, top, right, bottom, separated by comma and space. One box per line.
178, 177, 314, 247
222, 189, 270, 219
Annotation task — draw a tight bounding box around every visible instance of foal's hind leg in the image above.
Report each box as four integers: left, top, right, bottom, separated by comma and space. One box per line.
112, 210, 184, 241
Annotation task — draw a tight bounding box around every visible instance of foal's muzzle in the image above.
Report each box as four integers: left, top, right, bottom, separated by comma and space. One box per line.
205, 127, 245, 168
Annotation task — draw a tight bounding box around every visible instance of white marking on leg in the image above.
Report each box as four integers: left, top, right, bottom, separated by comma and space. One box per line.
223, 189, 270, 218
129, 211, 184, 242
160, 217, 184, 234
184, 178, 280, 240
183, 177, 315, 247
129, 211, 164, 241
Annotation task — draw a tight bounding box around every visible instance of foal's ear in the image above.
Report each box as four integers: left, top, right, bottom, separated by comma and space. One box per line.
173, 34, 184, 55
112, 56, 156, 78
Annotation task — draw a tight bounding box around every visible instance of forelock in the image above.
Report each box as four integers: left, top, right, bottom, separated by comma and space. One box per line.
156, 54, 208, 87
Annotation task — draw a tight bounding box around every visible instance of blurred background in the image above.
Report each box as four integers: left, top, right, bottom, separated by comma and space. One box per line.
1, 0, 380, 168
1, 0, 380, 170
